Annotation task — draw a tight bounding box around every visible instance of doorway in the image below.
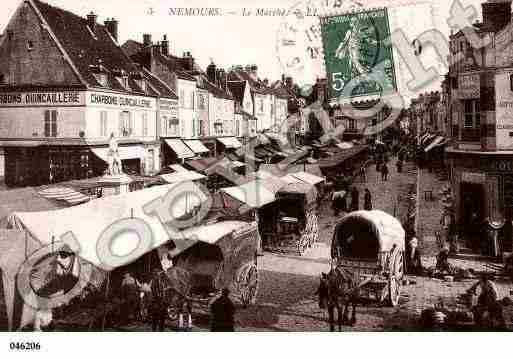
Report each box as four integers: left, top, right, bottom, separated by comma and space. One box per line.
460, 182, 485, 251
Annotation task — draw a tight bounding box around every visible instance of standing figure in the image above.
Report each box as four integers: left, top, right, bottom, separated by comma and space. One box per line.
359, 165, 367, 183
120, 272, 140, 325
381, 163, 389, 181
350, 187, 359, 212
406, 238, 423, 275
332, 191, 347, 216
364, 189, 372, 211
396, 159, 403, 173
149, 269, 167, 332
210, 288, 235, 332
108, 133, 122, 176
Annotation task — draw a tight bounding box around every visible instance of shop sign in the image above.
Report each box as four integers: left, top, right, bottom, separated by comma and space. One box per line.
87, 91, 155, 109
458, 73, 480, 99
482, 159, 513, 172
0, 91, 85, 107
461, 171, 485, 184
496, 71, 513, 149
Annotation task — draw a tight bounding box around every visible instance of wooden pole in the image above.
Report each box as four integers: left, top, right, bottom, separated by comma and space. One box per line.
101, 272, 111, 331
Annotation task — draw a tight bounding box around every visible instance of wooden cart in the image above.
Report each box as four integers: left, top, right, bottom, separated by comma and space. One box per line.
331, 210, 405, 307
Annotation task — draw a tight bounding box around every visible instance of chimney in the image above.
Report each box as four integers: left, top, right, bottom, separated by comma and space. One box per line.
482, 0, 512, 33
86, 11, 97, 32
182, 51, 194, 71
263, 78, 269, 87
217, 68, 226, 89
104, 18, 118, 41
151, 42, 161, 56
207, 61, 217, 84
143, 34, 152, 47
282, 74, 285, 83
161, 34, 169, 56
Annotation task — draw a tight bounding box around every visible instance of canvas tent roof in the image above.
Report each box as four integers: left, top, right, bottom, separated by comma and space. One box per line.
8, 184, 210, 270
333, 210, 405, 255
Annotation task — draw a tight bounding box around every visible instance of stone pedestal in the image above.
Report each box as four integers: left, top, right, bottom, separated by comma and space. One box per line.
97, 174, 133, 196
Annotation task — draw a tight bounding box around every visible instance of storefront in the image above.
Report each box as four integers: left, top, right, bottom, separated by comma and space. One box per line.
447, 149, 513, 254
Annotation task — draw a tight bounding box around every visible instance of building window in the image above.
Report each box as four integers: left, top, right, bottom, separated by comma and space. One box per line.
510, 74, 513, 91
463, 100, 480, 128
44, 110, 58, 137
214, 121, 223, 135
100, 111, 107, 137
142, 113, 148, 137
0, 74, 5, 84
271, 104, 274, 117
347, 118, 356, 131
235, 120, 240, 137
168, 118, 179, 136
190, 92, 195, 109
27, 40, 34, 51
198, 119, 204, 136
180, 90, 185, 107
198, 94, 205, 110
117, 76, 129, 89
259, 99, 264, 112
119, 111, 131, 136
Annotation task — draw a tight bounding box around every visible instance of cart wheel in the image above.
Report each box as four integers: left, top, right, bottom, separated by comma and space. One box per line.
393, 252, 404, 280
388, 277, 401, 307
240, 265, 258, 307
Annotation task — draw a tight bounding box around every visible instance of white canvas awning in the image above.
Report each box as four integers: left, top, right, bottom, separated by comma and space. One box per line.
168, 164, 189, 173
221, 180, 276, 209
91, 146, 146, 162
424, 136, 445, 153
159, 170, 206, 184
164, 139, 195, 159
291, 172, 325, 185
183, 139, 210, 154
9, 184, 209, 270
217, 137, 242, 149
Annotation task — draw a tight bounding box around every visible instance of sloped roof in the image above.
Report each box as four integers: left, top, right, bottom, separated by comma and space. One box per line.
227, 80, 246, 105
32, 0, 152, 95
122, 39, 144, 58
200, 76, 232, 100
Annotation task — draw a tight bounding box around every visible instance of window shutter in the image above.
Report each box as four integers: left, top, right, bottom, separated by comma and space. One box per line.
119, 116, 124, 136
44, 110, 50, 137
51, 110, 57, 137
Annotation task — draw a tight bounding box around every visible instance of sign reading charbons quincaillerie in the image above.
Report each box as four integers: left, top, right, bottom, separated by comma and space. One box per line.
496, 71, 513, 149
0, 92, 85, 106
320, 8, 397, 104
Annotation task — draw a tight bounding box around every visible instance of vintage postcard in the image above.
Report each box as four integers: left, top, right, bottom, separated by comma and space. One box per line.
0, 0, 512, 356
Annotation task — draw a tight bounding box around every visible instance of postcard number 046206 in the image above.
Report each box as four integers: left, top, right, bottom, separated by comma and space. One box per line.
10, 342, 41, 350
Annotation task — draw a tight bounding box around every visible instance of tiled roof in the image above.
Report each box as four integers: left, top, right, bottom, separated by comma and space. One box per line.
32, 0, 151, 96
140, 67, 178, 99
201, 76, 232, 100
122, 39, 144, 58
227, 80, 246, 105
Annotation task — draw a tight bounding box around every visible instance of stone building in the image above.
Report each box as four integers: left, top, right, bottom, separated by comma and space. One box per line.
0, 0, 176, 186
446, 0, 513, 254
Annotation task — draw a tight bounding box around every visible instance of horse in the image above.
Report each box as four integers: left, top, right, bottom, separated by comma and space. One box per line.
317, 266, 361, 332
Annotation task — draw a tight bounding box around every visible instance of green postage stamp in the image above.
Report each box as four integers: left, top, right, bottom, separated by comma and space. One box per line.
320, 8, 397, 104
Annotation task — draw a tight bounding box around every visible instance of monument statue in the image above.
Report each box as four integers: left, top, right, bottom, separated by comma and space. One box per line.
107, 133, 122, 176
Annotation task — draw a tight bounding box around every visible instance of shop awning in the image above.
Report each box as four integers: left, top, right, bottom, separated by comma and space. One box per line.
159, 170, 206, 184
91, 146, 145, 162
230, 161, 246, 169
186, 157, 221, 173
217, 137, 242, 149
424, 136, 446, 153
291, 172, 325, 185
169, 164, 189, 173
164, 139, 195, 159
183, 139, 210, 154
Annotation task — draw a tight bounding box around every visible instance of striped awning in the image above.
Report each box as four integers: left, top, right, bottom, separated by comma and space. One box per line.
164, 139, 195, 159
217, 137, 242, 149
183, 139, 210, 154
91, 146, 145, 162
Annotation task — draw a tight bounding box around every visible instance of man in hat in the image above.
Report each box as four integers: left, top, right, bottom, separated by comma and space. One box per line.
467, 273, 505, 329
350, 187, 359, 212
120, 271, 140, 324
210, 288, 235, 332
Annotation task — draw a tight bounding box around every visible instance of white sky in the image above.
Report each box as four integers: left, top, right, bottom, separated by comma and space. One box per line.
0, 0, 485, 93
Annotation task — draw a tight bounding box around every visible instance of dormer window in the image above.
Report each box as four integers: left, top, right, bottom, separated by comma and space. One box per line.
137, 80, 147, 92
27, 40, 34, 51
0, 74, 5, 85
93, 73, 108, 87
117, 76, 129, 89
90, 62, 110, 87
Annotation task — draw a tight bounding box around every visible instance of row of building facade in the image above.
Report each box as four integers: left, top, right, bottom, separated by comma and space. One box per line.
0, 0, 301, 187
408, 0, 513, 255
